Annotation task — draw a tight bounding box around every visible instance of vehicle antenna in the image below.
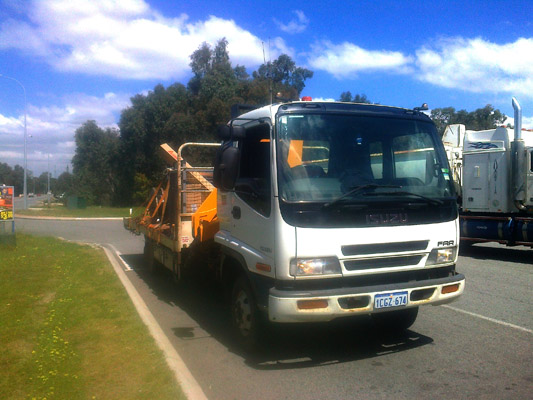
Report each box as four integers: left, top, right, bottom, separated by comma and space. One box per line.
263, 40, 273, 104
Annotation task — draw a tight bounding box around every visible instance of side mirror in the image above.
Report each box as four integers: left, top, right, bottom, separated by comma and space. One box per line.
217, 125, 246, 140
213, 145, 240, 191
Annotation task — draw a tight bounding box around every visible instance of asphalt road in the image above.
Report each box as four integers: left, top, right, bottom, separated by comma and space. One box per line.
16, 218, 533, 399
13, 194, 45, 211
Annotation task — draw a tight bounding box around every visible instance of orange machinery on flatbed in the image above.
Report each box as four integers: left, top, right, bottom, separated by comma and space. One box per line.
124, 142, 220, 278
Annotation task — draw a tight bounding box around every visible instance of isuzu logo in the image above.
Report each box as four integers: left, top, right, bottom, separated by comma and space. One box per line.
366, 213, 408, 225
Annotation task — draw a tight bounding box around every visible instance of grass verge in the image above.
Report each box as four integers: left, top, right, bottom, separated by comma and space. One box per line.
16, 204, 142, 218
0, 234, 184, 400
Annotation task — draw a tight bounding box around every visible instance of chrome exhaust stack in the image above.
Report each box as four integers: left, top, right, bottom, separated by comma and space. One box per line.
511, 97, 526, 210
512, 97, 522, 140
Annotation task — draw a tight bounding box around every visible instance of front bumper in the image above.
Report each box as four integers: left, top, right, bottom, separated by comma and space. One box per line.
268, 273, 465, 322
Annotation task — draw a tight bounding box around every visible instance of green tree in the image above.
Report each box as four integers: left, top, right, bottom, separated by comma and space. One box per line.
116, 82, 193, 204
12, 165, 24, 196
234, 65, 249, 81
188, 38, 239, 105
189, 43, 213, 80
36, 172, 49, 195
0, 163, 14, 190
431, 104, 506, 135
72, 120, 119, 205
54, 171, 74, 198
252, 54, 314, 102
338, 92, 371, 103
0, 163, 11, 184
113, 39, 314, 205
0, 163, 25, 195
132, 172, 151, 205
430, 106, 456, 135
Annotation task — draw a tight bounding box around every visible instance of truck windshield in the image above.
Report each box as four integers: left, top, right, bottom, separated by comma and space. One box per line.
276, 113, 454, 204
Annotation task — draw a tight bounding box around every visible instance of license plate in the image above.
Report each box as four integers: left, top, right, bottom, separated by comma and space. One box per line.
374, 291, 408, 309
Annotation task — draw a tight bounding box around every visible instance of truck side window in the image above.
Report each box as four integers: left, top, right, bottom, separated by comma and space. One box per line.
369, 141, 383, 179
235, 124, 271, 217
392, 133, 435, 186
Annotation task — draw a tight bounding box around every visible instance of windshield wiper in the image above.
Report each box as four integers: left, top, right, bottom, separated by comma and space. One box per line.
363, 190, 444, 206
322, 184, 401, 209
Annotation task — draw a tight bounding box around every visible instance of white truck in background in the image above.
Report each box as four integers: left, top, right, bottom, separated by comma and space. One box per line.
443, 97, 533, 246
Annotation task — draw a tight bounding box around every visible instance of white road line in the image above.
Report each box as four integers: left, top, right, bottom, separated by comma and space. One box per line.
443, 305, 533, 334
103, 247, 208, 400
107, 244, 132, 271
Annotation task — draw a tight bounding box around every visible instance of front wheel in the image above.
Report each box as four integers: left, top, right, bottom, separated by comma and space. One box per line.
231, 277, 259, 351
372, 306, 419, 333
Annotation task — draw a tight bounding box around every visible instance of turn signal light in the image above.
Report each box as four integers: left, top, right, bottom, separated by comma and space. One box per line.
255, 263, 271, 272
441, 284, 460, 294
297, 299, 328, 310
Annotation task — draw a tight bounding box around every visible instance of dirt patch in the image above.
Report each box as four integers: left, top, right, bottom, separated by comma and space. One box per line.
38, 292, 56, 305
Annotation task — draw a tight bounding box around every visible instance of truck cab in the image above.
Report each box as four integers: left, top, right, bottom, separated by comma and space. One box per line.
213, 101, 465, 344
442, 97, 533, 246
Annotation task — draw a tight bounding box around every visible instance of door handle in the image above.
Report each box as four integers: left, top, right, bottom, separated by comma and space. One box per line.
231, 206, 241, 219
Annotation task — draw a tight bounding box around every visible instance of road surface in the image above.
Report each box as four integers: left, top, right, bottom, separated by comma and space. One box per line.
15, 218, 533, 399
13, 194, 44, 211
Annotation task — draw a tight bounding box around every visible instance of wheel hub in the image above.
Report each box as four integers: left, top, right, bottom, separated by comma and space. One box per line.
234, 290, 252, 336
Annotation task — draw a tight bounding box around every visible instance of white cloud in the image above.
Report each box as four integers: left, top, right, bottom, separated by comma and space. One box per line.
0, 92, 132, 175
504, 115, 533, 130
274, 10, 309, 34
307, 36, 533, 100
0, 150, 21, 159
310, 97, 335, 102
308, 41, 413, 78
0, 114, 24, 132
416, 37, 533, 98
524, 116, 533, 130
0, 0, 289, 80
0, 19, 51, 57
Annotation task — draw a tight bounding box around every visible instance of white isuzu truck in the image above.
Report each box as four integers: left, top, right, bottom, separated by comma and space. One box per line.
126, 100, 465, 349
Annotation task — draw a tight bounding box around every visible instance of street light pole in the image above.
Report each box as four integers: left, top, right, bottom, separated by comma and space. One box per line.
0, 74, 28, 209
47, 153, 51, 207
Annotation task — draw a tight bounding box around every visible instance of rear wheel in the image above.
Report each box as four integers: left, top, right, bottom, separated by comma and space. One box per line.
372, 307, 418, 333
143, 238, 161, 274
231, 277, 259, 351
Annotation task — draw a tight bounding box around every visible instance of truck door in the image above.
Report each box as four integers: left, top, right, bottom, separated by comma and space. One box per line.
230, 123, 276, 276
463, 152, 490, 211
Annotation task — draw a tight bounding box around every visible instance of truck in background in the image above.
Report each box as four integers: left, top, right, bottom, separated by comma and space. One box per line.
443, 97, 533, 247
125, 100, 465, 349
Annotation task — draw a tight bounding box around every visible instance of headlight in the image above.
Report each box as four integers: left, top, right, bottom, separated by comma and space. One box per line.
290, 257, 342, 277
426, 247, 457, 266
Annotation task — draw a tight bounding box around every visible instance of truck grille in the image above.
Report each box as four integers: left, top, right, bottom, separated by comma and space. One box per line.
343, 255, 424, 270
341, 240, 428, 256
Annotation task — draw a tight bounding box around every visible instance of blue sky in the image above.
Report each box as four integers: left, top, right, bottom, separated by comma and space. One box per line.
1, 0, 532, 176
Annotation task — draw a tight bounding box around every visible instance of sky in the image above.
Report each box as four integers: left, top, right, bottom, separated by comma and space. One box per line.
1, 0, 532, 177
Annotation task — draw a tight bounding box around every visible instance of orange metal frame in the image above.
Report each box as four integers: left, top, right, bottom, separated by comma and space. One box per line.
128, 142, 220, 255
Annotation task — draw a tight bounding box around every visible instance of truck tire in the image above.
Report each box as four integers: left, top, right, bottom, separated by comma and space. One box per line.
143, 238, 161, 274
231, 276, 259, 351
371, 306, 418, 333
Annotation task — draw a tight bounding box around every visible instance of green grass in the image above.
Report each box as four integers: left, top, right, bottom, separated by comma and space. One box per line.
0, 234, 185, 400
16, 204, 143, 218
